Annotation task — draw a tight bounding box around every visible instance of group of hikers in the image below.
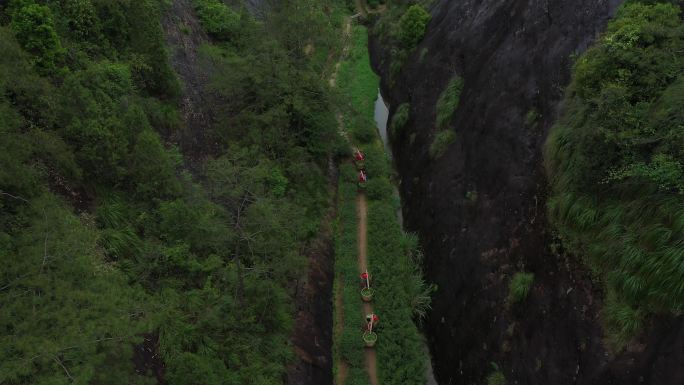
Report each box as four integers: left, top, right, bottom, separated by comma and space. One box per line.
355, 149, 378, 347
355, 149, 368, 186
360, 270, 379, 347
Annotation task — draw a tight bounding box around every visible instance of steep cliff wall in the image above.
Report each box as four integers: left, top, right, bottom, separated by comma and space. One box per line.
370, 1, 684, 384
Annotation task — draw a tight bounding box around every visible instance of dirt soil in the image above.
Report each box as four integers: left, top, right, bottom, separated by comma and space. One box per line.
369, 0, 684, 384
132, 333, 166, 384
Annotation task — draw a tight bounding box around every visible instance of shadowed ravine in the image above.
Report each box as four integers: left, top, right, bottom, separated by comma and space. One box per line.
369, 0, 684, 384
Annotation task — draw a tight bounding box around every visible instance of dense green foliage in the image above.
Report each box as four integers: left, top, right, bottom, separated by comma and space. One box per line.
371, 0, 432, 81
334, 18, 430, 385
339, 25, 381, 144
398, 4, 430, 48
9, 2, 64, 74
507, 272, 534, 304
193, 0, 241, 41
1, 0, 342, 383
436, 75, 463, 128
429, 130, 456, 159
545, 1, 684, 346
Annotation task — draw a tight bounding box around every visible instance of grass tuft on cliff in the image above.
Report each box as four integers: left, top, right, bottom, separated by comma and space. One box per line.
508, 272, 534, 304
487, 370, 507, 385
429, 130, 456, 159
390, 102, 410, 139
436, 75, 463, 129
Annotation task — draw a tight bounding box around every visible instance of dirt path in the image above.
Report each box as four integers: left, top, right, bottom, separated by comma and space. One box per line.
329, 20, 352, 88
331, 14, 379, 385
357, 194, 378, 385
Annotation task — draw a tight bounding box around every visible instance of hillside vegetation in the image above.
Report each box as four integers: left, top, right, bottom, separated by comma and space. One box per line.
0, 0, 342, 383
545, 0, 684, 347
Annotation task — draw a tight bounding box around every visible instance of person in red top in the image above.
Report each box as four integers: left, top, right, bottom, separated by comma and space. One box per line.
366, 313, 380, 325
360, 271, 370, 288
358, 170, 367, 183
354, 149, 365, 161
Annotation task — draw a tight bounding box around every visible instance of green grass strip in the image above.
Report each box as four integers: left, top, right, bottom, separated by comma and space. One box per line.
334, 18, 428, 385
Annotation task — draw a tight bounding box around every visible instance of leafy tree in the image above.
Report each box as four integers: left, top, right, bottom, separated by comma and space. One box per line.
1, 0, 342, 383
9, 1, 64, 74
61, 0, 102, 41
193, 0, 241, 41
398, 4, 431, 48
0, 196, 150, 384
128, 129, 182, 200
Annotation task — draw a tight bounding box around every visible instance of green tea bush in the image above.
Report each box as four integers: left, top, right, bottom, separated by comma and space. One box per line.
361, 143, 391, 177
365, 176, 394, 201
352, 122, 377, 143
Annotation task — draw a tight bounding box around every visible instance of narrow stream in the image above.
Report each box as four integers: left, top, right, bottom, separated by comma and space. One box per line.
374, 90, 390, 156
373, 91, 438, 385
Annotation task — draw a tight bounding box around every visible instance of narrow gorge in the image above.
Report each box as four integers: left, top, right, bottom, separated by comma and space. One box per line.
369, 0, 684, 384
2, 0, 684, 384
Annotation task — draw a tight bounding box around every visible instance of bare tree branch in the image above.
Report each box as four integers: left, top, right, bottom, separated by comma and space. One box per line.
53, 356, 74, 382
0, 191, 30, 204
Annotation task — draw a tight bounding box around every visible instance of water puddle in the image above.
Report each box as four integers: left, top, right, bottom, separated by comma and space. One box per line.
374, 90, 390, 155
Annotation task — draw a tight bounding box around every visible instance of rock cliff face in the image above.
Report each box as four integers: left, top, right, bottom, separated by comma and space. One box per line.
369, 1, 684, 384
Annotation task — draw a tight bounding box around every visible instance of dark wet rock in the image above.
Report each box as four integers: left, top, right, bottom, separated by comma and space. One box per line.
369, 0, 684, 384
